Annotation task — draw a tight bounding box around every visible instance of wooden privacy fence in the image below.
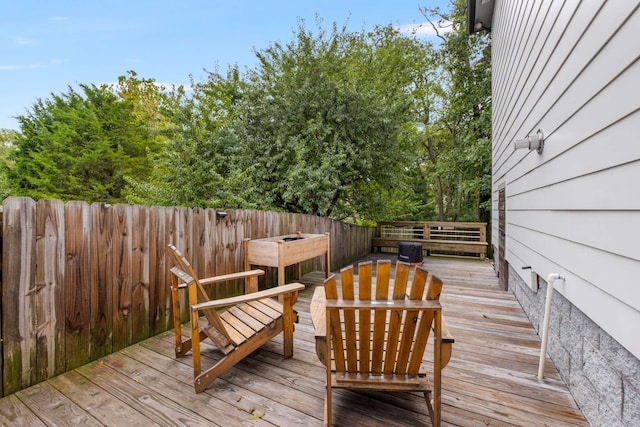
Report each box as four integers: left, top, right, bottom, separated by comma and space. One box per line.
0, 196, 375, 396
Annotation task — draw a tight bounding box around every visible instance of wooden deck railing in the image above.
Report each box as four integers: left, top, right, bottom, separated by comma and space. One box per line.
0, 196, 375, 396
372, 221, 488, 260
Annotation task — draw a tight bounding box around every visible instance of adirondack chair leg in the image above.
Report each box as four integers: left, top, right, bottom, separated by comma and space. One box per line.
191, 309, 202, 377
170, 270, 206, 357
170, 275, 184, 357
187, 275, 203, 377
324, 392, 332, 427
325, 305, 333, 426
282, 293, 295, 358
175, 331, 207, 358
194, 357, 236, 393
423, 391, 435, 425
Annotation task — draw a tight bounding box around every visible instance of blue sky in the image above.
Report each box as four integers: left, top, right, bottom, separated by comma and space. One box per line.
1, 0, 450, 130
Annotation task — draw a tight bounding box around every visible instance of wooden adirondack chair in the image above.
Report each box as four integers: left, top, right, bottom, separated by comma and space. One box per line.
313, 259, 453, 426
166, 244, 304, 393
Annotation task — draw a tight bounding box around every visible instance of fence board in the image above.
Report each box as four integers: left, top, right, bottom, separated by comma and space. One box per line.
64, 201, 91, 370
131, 205, 149, 344
204, 210, 216, 285
191, 208, 212, 297
149, 206, 167, 335
112, 204, 132, 351
178, 207, 192, 260
90, 202, 113, 359
178, 207, 192, 322
165, 207, 187, 322
216, 210, 243, 296
2, 197, 36, 395
191, 208, 205, 277
34, 199, 65, 381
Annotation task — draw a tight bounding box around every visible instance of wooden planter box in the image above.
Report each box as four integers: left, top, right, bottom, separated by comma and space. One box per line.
244, 232, 330, 286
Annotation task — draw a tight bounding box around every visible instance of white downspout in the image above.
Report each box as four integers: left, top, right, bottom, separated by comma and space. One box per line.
538, 273, 565, 379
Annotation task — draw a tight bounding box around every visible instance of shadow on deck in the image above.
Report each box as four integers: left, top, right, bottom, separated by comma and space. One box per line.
0, 254, 587, 426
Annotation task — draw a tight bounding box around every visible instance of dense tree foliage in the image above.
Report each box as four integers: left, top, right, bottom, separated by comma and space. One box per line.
0, 129, 18, 199
414, 0, 492, 221
127, 20, 436, 222
125, 67, 248, 207
6, 73, 166, 202
236, 21, 425, 220
2, 1, 491, 224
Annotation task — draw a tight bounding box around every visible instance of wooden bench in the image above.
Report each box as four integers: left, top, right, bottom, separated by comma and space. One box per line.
372, 221, 488, 260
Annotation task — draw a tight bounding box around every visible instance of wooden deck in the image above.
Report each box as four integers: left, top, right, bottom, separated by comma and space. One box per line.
0, 254, 587, 426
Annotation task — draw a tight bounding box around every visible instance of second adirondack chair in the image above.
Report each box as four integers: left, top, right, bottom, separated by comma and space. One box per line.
318, 259, 452, 426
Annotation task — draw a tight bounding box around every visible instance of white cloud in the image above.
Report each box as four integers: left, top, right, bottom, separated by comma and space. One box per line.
396, 20, 453, 37
0, 63, 44, 71
16, 37, 36, 45
0, 59, 63, 71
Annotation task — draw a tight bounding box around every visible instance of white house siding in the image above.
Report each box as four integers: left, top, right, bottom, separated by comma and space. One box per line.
490, 0, 640, 425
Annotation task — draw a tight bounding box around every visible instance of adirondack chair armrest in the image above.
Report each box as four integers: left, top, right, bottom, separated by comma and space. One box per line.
440, 315, 455, 344
191, 282, 305, 311
198, 269, 265, 286
437, 315, 455, 368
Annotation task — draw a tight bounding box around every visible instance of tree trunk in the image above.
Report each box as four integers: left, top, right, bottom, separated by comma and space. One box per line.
424, 137, 445, 221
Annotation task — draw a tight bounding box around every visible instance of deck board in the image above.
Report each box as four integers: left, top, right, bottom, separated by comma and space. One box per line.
0, 254, 587, 426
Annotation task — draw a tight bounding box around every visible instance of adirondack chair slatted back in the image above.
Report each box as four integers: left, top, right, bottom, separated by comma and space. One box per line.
321, 258, 446, 426
325, 259, 443, 381
166, 244, 234, 351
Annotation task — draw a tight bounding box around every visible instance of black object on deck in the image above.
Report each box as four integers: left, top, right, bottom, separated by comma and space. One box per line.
398, 241, 423, 264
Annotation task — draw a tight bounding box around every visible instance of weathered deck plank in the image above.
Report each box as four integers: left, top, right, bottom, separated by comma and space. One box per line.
0, 394, 46, 426
47, 370, 157, 426
0, 254, 587, 426
14, 381, 103, 426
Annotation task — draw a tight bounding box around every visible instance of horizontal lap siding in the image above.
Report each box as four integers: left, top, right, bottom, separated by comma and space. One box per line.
508, 223, 640, 310
508, 210, 640, 261
492, 0, 640, 358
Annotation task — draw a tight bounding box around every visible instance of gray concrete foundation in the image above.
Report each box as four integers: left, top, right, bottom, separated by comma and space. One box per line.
508, 265, 640, 427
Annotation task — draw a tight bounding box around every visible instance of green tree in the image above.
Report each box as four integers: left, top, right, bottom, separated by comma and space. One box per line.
0, 128, 19, 200
414, 0, 492, 221
236, 19, 425, 221
125, 66, 249, 208
7, 75, 165, 203
131, 19, 435, 222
